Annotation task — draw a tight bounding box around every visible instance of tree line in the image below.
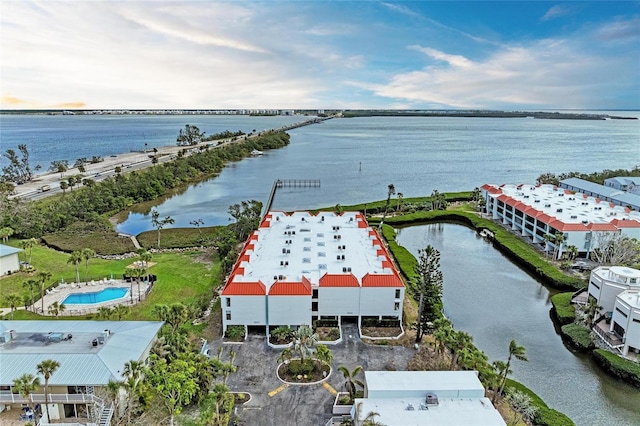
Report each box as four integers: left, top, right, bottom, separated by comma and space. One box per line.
536, 166, 640, 186
0, 131, 289, 238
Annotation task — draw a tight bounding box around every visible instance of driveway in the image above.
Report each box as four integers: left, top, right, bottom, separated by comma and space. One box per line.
211, 323, 415, 426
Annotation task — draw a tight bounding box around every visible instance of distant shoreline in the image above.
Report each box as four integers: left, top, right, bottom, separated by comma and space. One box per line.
0, 109, 637, 120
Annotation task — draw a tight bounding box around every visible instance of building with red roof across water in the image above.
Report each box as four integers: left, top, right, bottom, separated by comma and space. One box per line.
220, 211, 404, 336
481, 183, 640, 259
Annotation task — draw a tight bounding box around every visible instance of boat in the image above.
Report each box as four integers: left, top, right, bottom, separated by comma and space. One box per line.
251, 149, 264, 156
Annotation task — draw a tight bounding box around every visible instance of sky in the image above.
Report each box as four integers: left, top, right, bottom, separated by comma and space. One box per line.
1, 1, 639, 110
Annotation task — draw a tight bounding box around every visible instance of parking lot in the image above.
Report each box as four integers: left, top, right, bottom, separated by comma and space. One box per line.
212, 323, 415, 426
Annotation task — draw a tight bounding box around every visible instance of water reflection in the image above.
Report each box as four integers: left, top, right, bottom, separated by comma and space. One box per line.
395, 223, 640, 426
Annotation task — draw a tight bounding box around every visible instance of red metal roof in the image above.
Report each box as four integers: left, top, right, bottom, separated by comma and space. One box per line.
362, 273, 403, 288
548, 221, 589, 232
269, 281, 312, 296
319, 274, 360, 287
358, 220, 367, 228
222, 281, 266, 296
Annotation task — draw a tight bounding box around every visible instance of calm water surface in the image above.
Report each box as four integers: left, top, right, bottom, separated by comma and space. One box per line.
396, 223, 640, 426
112, 115, 640, 234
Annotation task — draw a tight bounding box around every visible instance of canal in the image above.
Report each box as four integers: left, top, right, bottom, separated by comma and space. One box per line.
395, 223, 640, 426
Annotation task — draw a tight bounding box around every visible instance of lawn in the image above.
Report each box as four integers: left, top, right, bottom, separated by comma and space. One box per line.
1, 241, 219, 317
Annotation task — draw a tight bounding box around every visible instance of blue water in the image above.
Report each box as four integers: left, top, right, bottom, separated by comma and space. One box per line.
62, 287, 128, 305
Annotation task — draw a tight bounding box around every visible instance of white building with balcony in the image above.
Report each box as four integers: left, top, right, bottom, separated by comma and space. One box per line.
587, 266, 640, 355
481, 183, 640, 259
0, 320, 163, 425
221, 211, 404, 334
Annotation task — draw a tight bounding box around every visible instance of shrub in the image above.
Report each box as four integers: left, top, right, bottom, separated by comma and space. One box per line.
225, 325, 245, 341
288, 359, 314, 376
560, 324, 595, 351
551, 293, 576, 325
592, 349, 640, 388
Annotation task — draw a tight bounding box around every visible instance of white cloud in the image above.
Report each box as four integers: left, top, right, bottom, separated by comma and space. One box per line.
358, 38, 629, 109
541, 5, 572, 22
595, 17, 640, 42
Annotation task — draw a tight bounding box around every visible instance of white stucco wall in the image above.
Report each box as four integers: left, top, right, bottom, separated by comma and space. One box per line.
318, 287, 360, 316
0, 253, 19, 276
268, 295, 311, 326
360, 287, 402, 318
223, 295, 267, 330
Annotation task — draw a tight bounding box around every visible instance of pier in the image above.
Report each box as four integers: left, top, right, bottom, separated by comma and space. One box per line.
263, 179, 321, 217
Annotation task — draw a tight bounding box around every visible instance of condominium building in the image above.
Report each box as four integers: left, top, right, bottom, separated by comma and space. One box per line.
588, 266, 640, 356
481, 183, 640, 259
560, 177, 640, 211
221, 211, 404, 334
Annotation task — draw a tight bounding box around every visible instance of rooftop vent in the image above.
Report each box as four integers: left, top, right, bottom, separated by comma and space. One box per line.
426, 393, 439, 405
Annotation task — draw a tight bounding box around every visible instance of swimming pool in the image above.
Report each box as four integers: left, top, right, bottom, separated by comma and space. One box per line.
62, 287, 129, 305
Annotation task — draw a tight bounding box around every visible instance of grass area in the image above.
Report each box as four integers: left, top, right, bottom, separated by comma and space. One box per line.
136, 226, 226, 250
592, 349, 640, 388
41, 221, 136, 255
550, 292, 577, 325
560, 324, 595, 351
0, 240, 218, 314
505, 379, 575, 426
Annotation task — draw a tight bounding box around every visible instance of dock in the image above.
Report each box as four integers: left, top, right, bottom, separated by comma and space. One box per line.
263, 179, 321, 217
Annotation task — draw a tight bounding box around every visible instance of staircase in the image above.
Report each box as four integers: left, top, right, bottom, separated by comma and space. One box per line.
97, 402, 114, 426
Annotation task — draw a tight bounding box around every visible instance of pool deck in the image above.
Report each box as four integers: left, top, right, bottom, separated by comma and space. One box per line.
32, 279, 150, 316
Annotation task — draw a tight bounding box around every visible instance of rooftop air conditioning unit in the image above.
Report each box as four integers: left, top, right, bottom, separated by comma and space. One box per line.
426, 393, 439, 405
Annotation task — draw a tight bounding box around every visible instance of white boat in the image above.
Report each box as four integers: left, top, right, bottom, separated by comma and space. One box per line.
251, 149, 264, 156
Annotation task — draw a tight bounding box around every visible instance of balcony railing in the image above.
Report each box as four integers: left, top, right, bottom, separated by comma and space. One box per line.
0, 392, 99, 404
593, 324, 623, 348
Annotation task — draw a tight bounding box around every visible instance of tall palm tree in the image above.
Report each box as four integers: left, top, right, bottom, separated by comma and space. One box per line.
37, 271, 52, 314
12, 373, 41, 420
338, 365, 364, 401
5, 294, 22, 319
26, 237, 38, 265
132, 266, 146, 302
497, 340, 528, 398
379, 183, 395, 229
19, 239, 32, 264
47, 301, 66, 318
122, 360, 145, 426
67, 250, 83, 283
23, 279, 39, 312
582, 297, 602, 328
37, 359, 60, 422
81, 248, 96, 283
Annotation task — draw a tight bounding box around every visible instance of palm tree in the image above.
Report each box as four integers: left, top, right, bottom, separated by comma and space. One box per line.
12, 373, 41, 419
338, 365, 364, 402
315, 344, 333, 367
432, 317, 453, 356
138, 249, 153, 268
23, 279, 39, 312
582, 297, 602, 328
113, 304, 130, 320
497, 340, 528, 398
396, 192, 403, 213
26, 237, 38, 264
379, 183, 395, 229
37, 359, 60, 422
491, 361, 510, 402
19, 239, 32, 264
48, 301, 66, 318
449, 330, 473, 370
292, 324, 318, 362
122, 360, 145, 426
131, 266, 146, 302
67, 250, 83, 283
5, 293, 22, 319
97, 306, 113, 320
37, 271, 52, 314
81, 248, 96, 283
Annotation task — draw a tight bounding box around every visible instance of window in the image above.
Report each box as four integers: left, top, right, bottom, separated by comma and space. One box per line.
226, 298, 231, 307
395, 289, 401, 299
394, 302, 400, 311
226, 311, 231, 321
312, 289, 319, 298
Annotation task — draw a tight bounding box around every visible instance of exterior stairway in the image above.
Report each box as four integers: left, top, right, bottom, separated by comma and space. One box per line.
97, 402, 114, 426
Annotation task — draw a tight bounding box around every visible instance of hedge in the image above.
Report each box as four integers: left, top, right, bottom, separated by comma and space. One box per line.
505, 379, 575, 426
592, 349, 640, 388
560, 324, 595, 351
551, 292, 577, 325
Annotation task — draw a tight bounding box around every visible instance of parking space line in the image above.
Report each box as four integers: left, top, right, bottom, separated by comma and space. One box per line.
268, 383, 289, 397
323, 382, 338, 396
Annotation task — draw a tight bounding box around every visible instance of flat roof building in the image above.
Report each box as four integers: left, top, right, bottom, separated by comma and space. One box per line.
0, 244, 20, 276
221, 211, 404, 334
481, 183, 640, 259
350, 371, 505, 426
560, 177, 640, 211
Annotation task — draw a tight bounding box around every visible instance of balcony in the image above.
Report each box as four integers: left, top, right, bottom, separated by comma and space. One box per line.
0, 391, 99, 404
